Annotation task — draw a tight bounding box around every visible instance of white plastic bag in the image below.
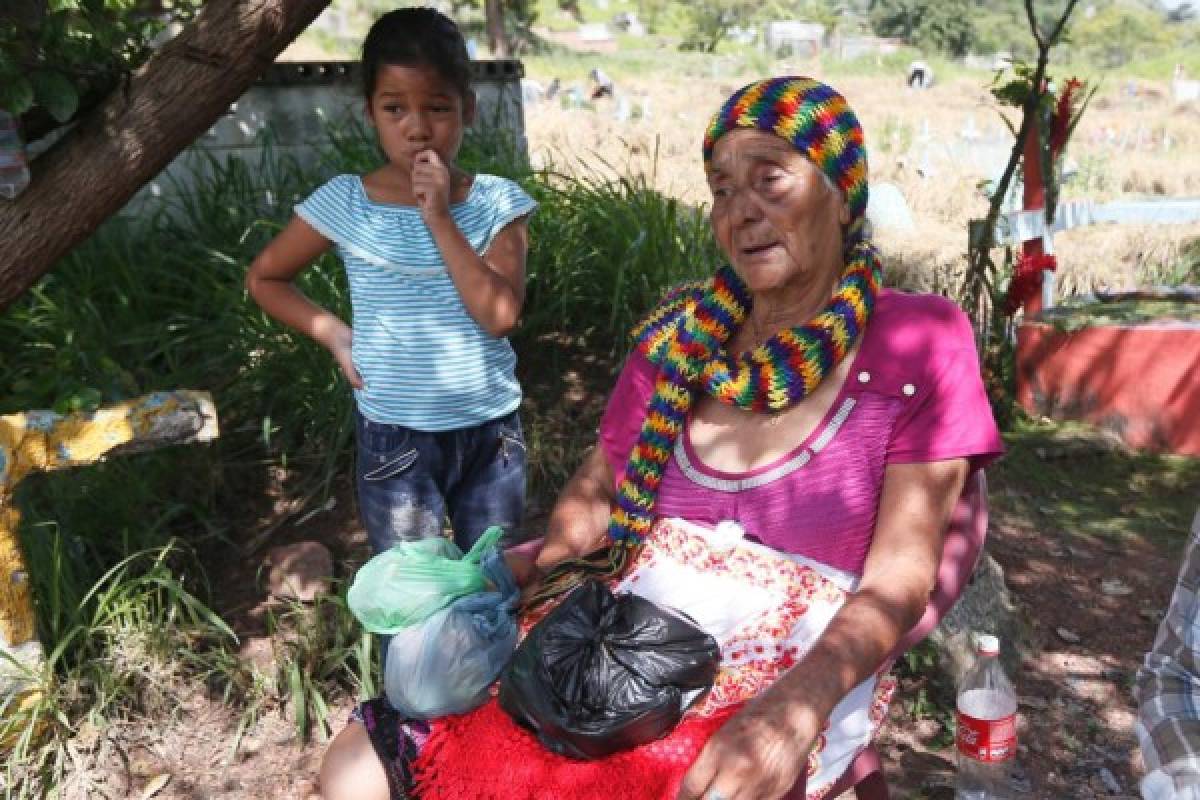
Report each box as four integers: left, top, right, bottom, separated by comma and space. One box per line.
384, 548, 519, 718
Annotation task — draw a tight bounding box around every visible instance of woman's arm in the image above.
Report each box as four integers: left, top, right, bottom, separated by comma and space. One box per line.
245, 217, 362, 389
677, 457, 970, 800
534, 445, 616, 573
505, 445, 614, 590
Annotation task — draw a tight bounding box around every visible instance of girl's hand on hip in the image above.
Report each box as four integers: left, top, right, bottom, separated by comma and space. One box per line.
327, 326, 364, 390
412, 149, 452, 221
676, 689, 816, 800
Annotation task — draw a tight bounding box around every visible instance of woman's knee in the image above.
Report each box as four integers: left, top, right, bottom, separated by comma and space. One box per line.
319, 721, 390, 800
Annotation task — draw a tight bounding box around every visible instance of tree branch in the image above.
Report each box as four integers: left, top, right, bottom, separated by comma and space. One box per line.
965, 0, 1083, 329
981, 0, 1083, 253
1046, 0, 1081, 46
1022, 0, 1045, 51
0, 0, 331, 312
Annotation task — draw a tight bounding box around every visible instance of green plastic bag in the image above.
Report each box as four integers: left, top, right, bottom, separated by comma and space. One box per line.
348, 526, 506, 634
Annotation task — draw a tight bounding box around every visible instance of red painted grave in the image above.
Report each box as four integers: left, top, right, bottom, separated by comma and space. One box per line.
1006, 80, 1200, 457
1017, 314, 1200, 456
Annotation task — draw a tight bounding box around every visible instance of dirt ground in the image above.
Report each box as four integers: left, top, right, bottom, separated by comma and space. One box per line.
876, 491, 1179, 799
90, 65, 1200, 800
112, 459, 1183, 800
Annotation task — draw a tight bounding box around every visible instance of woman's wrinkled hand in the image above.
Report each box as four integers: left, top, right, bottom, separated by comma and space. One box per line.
503, 549, 540, 589
676, 689, 817, 800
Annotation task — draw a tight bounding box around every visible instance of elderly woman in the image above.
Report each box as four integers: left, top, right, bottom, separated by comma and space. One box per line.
320, 76, 1003, 800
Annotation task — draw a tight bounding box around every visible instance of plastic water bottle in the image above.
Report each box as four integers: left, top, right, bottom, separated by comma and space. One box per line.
0, 111, 30, 199
955, 633, 1017, 799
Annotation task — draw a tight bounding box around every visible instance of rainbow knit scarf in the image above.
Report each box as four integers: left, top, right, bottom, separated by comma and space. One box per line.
531, 77, 880, 604
608, 246, 882, 546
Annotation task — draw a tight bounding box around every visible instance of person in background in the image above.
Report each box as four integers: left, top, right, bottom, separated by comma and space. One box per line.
1135, 506, 1200, 799
907, 59, 932, 89
590, 67, 614, 99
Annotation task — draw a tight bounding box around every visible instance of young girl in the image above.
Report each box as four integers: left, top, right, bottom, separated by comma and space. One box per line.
247, 8, 536, 563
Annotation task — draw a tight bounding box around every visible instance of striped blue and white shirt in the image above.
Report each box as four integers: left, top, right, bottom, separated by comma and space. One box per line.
295, 173, 536, 430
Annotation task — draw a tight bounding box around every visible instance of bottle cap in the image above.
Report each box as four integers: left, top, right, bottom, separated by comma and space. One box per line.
976, 633, 1000, 655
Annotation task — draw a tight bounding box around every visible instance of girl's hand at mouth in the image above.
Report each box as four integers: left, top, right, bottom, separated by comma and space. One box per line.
412, 149, 453, 221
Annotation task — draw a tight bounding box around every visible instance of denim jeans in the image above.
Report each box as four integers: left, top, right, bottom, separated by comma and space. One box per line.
354, 409, 527, 556
355, 409, 527, 671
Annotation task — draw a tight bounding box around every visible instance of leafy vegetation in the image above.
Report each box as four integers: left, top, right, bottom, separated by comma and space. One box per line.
2, 542, 237, 797
1039, 297, 1200, 331
1070, 2, 1180, 69
865, 0, 1189, 65
524, 0, 1200, 67
0, 119, 722, 790
0, 0, 202, 139
868, 0, 977, 57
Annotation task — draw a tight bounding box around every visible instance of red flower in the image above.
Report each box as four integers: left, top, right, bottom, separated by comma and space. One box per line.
1049, 78, 1084, 155
1003, 252, 1058, 316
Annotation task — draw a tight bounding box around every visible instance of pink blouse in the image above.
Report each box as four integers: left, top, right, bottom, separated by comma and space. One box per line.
598, 290, 1005, 577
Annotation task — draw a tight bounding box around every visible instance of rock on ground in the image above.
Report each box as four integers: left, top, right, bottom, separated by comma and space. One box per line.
264, 541, 334, 603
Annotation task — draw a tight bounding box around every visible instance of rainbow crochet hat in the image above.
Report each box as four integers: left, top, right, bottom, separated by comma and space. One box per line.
702, 76, 869, 225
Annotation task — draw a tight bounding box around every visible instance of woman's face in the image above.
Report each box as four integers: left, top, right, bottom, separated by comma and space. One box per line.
707, 129, 851, 296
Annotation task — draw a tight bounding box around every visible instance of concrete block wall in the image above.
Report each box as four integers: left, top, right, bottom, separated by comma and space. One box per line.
129, 59, 526, 211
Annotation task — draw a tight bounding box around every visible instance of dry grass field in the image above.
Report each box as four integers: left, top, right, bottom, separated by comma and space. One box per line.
523, 64, 1200, 300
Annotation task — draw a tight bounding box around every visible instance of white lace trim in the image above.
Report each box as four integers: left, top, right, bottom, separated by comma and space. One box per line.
673, 396, 857, 492
295, 208, 447, 276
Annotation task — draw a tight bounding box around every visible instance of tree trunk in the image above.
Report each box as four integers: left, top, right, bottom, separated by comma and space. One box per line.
0, 0, 331, 312
485, 0, 511, 58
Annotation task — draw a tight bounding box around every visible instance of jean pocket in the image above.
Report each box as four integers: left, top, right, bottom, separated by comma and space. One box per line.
358, 419, 419, 481
499, 428, 525, 453
495, 415, 526, 461
363, 447, 419, 481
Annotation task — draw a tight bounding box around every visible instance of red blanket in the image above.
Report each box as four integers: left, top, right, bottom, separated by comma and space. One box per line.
413, 698, 741, 800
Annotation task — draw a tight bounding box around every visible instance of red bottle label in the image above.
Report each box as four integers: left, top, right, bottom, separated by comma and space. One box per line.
956, 711, 1017, 763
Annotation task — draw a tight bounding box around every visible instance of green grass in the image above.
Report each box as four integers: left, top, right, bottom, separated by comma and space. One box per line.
1, 542, 237, 797
1038, 298, 1200, 331
0, 117, 722, 790
821, 47, 986, 84
520, 163, 719, 354
264, 589, 378, 742
523, 44, 738, 83
520, 25, 1200, 88
526, 0, 691, 38
991, 415, 1200, 548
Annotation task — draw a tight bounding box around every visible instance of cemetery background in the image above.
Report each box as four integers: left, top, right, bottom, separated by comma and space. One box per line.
2, 0, 1200, 798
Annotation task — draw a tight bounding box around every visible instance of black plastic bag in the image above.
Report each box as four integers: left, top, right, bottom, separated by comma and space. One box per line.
498, 579, 720, 760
